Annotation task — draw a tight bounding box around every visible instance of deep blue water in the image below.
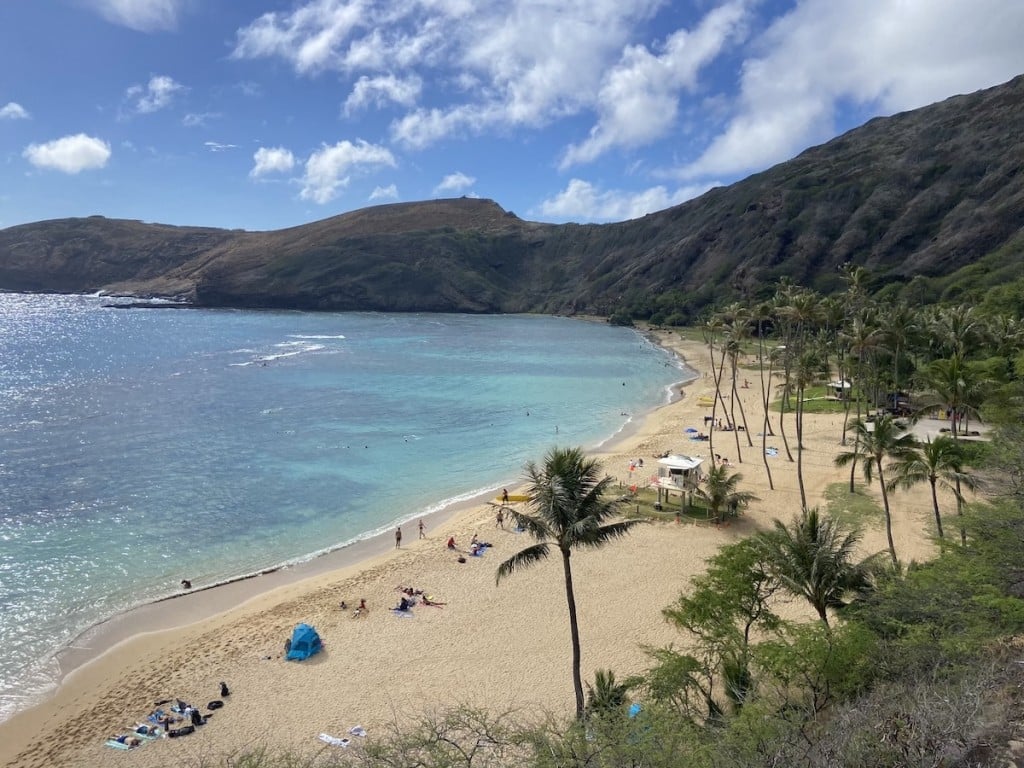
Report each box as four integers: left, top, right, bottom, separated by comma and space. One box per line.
0, 293, 689, 719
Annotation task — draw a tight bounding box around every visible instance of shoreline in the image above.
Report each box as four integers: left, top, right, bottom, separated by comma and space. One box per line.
1, 324, 696, 729
0, 326, 940, 768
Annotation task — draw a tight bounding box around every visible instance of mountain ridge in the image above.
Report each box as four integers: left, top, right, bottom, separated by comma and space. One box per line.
3, 74, 1023, 317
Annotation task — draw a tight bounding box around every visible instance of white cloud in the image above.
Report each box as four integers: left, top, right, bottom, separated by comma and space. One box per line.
0, 102, 30, 120
561, 0, 752, 168
343, 74, 422, 115
369, 184, 399, 201
433, 171, 475, 195
233, 0, 665, 148
537, 178, 716, 223
679, 0, 1024, 180
204, 141, 239, 152
300, 140, 396, 204
87, 0, 183, 31
23, 134, 112, 174
126, 75, 186, 114
250, 147, 296, 178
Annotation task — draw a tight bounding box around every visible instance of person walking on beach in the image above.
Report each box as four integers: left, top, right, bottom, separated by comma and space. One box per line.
502, 488, 509, 504
418, 519, 425, 539
395, 526, 402, 548
496, 508, 504, 528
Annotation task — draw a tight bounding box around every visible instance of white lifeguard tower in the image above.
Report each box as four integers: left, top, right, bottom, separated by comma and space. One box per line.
653, 454, 704, 510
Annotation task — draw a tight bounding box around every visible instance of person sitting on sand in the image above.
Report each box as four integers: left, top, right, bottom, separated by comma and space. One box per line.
446, 536, 457, 550
395, 596, 412, 612
220, 681, 230, 697
470, 533, 479, 547
353, 598, 368, 618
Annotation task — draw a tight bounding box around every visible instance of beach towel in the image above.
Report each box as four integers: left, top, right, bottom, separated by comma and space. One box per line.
765, 447, 779, 457
392, 608, 415, 617
349, 725, 367, 737
105, 739, 133, 751
318, 733, 350, 747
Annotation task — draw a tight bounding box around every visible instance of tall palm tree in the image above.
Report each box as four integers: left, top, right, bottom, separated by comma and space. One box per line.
886, 435, 978, 543
793, 346, 823, 511
757, 507, 875, 628
880, 302, 919, 403
751, 301, 776, 490
691, 463, 759, 523
834, 415, 920, 567
496, 446, 643, 719
917, 353, 988, 437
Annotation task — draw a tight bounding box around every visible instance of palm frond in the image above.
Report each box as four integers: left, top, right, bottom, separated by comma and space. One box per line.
495, 543, 551, 585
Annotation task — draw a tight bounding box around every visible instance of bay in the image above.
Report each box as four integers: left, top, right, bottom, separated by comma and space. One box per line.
0, 293, 690, 720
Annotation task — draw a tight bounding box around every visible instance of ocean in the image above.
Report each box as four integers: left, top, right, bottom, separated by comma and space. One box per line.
0, 293, 691, 720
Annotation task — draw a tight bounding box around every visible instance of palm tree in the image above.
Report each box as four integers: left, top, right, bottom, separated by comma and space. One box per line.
917, 353, 988, 437
886, 435, 978, 543
496, 446, 643, 719
585, 669, 632, 719
757, 507, 875, 628
690, 463, 759, 523
834, 415, 920, 567
751, 301, 776, 490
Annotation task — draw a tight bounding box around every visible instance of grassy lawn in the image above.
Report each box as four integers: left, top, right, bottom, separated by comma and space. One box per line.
614, 484, 720, 524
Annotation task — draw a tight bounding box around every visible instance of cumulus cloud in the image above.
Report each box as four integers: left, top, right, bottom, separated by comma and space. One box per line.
0, 102, 30, 120
23, 134, 112, 174
537, 178, 716, 223
433, 171, 475, 195
250, 146, 296, 178
679, 0, 1024, 180
369, 184, 399, 201
232, 0, 665, 148
300, 140, 396, 204
126, 75, 186, 114
343, 74, 422, 115
87, 0, 183, 31
561, 0, 752, 168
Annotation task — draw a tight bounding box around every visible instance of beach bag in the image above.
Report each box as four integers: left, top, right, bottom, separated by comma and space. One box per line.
169, 725, 195, 738
207, 699, 224, 710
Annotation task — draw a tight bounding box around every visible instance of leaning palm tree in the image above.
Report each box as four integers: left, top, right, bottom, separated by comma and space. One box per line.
691, 463, 759, 524
757, 507, 875, 628
496, 446, 643, 720
834, 415, 920, 568
886, 435, 978, 543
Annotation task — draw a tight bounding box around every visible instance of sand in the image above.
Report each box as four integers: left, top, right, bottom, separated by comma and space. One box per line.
0, 331, 946, 768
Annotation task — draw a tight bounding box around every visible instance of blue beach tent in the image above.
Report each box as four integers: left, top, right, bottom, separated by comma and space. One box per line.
286, 623, 323, 661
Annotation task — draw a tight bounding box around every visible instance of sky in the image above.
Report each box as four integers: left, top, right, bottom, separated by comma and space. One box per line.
2, 1, 1024, 232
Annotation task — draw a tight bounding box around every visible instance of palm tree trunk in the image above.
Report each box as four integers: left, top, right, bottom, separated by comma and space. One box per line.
761, 351, 775, 490
560, 548, 586, 719
877, 460, 898, 567
956, 475, 966, 546
929, 477, 944, 540
796, 383, 807, 511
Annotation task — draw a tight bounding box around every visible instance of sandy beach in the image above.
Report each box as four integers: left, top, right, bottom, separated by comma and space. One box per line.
0, 330, 945, 768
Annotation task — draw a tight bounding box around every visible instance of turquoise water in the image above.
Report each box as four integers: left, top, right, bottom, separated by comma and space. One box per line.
0, 293, 691, 720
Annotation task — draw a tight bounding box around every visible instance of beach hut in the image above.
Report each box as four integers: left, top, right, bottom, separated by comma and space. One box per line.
285, 623, 323, 661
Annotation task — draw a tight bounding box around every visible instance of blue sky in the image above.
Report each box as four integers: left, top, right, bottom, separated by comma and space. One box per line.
2, 0, 1024, 231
